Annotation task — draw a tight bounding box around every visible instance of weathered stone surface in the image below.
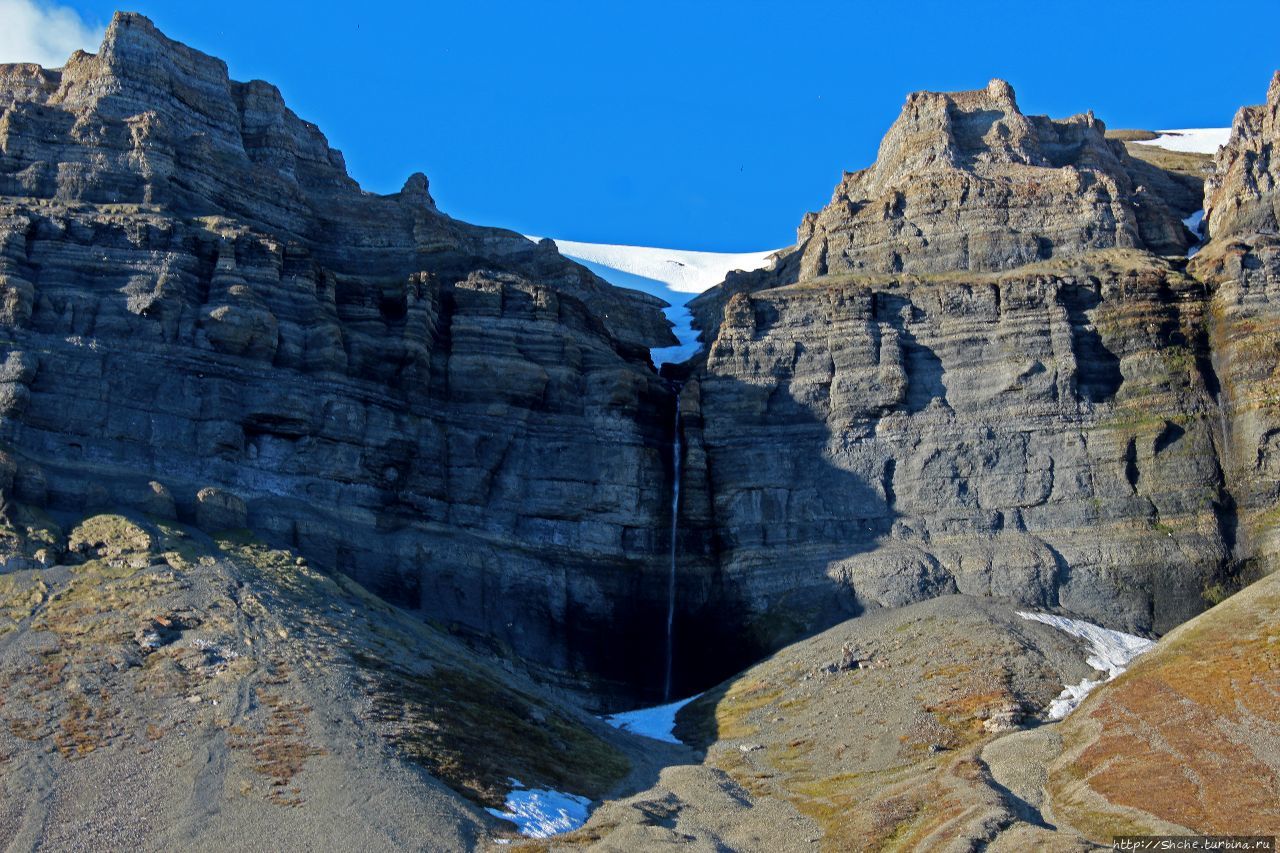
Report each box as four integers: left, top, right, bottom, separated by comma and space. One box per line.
1191, 72, 1280, 579
676, 252, 1230, 682
791, 80, 1191, 279
0, 13, 681, 700
195, 487, 246, 531
667, 78, 1280, 687
1204, 71, 1280, 241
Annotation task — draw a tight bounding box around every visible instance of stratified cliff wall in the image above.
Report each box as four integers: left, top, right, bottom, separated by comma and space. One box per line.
1196, 71, 1280, 579
3, 15, 1277, 704
0, 13, 681, 699
673, 80, 1255, 687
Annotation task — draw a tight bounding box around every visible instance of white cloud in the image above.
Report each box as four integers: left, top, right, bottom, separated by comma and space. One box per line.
0, 0, 104, 68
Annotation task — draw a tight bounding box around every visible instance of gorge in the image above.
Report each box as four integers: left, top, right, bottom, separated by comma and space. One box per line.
1, 11, 1279, 850
0, 11, 1263, 704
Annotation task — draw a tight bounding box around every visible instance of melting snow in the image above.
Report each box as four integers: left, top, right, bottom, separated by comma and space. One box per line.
602, 693, 700, 744
1017, 611, 1155, 719
1184, 210, 1205, 258
528, 237, 777, 366
1142, 128, 1232, 154
486, 779, 591, 838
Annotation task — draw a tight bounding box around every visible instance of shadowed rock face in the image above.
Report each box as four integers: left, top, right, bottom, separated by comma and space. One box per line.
0, 13, 683, 701
676, 254, 1230, 677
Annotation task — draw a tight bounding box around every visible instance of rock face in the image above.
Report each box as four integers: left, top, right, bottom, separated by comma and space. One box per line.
1204, 71, 1280, 241
1, 12, 1277, 712
671, 79, 1275, 688
788, 80, 1192, 281
676, 252, 1230, 683
0, 13, 682, 700
1192, 73, 1280, 580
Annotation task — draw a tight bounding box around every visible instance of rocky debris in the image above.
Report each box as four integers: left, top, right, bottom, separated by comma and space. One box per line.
195, 487, 246, 532
559, 595, 1100, 850
0, 13, 682, 699
0, 510, 643, 850
980, 702, 1028, 734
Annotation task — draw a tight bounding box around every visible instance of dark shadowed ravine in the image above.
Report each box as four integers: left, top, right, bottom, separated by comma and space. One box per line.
0, 11, 1278, 851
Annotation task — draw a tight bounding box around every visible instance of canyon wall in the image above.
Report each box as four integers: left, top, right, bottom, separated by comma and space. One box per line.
672, 80, 1275, 688
2, 15, 1277, 702
0, 13, 681, 699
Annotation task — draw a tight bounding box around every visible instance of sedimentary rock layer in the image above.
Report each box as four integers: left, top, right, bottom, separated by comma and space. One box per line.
675, 252, 1230, 682
673, 76, 1280, 683
0, 13, 680, 699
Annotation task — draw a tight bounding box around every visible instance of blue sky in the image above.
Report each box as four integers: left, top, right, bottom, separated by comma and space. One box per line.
6, 1, 1280, 250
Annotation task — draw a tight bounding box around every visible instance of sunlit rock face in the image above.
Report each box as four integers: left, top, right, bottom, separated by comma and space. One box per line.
789, 79, 1193, 280
1195, 71, 1280, 578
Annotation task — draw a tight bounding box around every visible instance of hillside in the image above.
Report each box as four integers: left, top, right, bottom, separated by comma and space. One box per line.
0, 508, 667, 849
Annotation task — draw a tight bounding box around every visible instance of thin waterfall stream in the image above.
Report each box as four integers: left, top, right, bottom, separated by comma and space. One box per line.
663, 391, 682, 701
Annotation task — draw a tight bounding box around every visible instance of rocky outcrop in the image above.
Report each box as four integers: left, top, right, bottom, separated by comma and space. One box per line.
0, 13, 682, 701
793, 80, 1191, 279
1204, 71, 1280, 241
1192, 71, 1280, 578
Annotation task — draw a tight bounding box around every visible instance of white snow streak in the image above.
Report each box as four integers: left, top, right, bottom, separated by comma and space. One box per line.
602, 693, 700, 744
486, 779, 591, 838
528, 237, 777, 366
1017, 611, 1155, 719
1142, 128, 1232, 154
1184, 210, 1205, 258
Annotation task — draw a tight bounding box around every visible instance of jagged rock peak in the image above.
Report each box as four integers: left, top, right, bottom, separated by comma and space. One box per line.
0, 12, 675, 349
792, 78, 1191, 279
1204, 70, 1280, 241
399, 172, 437, 209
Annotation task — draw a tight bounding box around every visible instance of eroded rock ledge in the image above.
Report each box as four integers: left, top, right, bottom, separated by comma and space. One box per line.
0, 13, 681, 700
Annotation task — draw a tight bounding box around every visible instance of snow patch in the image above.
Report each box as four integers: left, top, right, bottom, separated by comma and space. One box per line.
1017, 611, 1155, 719
486, 779, 591, 838
602, 693, 700, 744
1142, 128, 1232, 154
1184, 210, 1205, 258
528, 237, 777, 366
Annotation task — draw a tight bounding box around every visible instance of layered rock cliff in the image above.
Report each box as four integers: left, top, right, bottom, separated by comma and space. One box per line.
0, 13, 682, 700
1, 13, 1277, 711
671, 80, 1275, 688
1193, 70, 1280, 579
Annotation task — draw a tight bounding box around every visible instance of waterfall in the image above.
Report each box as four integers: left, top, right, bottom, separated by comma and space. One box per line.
663, 392, 682, 701
1217, 391, 1230, 460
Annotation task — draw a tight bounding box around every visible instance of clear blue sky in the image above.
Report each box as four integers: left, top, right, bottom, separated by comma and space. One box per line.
54, 1, 1280, 250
